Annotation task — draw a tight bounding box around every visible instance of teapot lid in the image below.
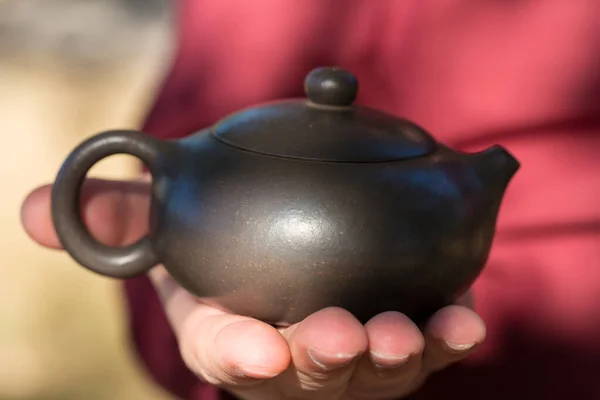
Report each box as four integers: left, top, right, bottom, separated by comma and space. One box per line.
212, 67, 437, 162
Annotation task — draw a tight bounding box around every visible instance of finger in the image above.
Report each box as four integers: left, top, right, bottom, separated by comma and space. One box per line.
148, 268, 290, 389
180, 310, 291, 387
421, 305, 486, 373
21, 179, 150, 249
279, 307, 368, 398
349, 312, 425, 399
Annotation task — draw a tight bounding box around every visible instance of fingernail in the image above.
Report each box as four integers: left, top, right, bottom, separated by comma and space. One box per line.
235, 364, 280, 379
444, 341, 476, 352
370, 351, 411, 370
307, 348, 358, 371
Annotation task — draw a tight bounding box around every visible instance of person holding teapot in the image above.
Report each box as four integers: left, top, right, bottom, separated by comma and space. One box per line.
21, 1, 600, 399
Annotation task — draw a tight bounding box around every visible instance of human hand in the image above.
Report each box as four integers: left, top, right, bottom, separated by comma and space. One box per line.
21, 179, 486, 400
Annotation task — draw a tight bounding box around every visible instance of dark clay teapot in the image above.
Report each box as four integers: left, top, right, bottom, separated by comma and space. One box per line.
51, 67, 519, 326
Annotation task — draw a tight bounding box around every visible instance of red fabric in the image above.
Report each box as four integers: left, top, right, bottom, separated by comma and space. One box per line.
124, 1, 600, 398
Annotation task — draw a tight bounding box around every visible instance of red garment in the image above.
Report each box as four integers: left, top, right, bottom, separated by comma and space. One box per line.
124, 1, 600, 399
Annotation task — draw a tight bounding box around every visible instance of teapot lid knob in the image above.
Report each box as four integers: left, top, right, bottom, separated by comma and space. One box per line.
305, 67, 358, 107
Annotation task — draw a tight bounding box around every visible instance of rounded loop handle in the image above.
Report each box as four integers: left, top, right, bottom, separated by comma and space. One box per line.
51, 130, 161, 278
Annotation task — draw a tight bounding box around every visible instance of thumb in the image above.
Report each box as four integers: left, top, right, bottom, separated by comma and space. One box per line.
21, 178, 151, 249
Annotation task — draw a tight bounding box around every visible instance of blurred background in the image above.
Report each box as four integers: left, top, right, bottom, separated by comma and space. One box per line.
0, 0, 177, 398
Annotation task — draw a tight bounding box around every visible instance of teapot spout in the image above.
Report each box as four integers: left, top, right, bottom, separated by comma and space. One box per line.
469, 145, 520, 192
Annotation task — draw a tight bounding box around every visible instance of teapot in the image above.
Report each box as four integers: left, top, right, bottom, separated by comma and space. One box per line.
51, 67, 519, 326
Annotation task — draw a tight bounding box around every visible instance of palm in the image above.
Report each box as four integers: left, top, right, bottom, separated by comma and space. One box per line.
154, 267, 481, 400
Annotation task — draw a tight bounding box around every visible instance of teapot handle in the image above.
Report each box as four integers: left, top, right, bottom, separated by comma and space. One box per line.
51, 130, 161, 278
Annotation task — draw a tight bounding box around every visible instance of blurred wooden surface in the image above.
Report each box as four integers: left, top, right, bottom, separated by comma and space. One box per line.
0, 1, 176, 398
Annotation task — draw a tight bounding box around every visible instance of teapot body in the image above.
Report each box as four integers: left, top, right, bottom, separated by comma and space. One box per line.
50, 67, 519, 326
148, 132, 503, 325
